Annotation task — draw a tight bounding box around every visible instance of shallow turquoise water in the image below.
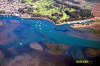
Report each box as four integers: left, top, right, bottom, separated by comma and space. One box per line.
0, 15, 100, 49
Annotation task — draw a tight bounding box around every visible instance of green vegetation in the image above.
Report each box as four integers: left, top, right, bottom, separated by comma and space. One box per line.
84, 2, 90, 7
24, 0, 32, 1
59, 8, 75, 20
60, 11, 69, 20
25, 0, 75, 21
23, 0, 93, 24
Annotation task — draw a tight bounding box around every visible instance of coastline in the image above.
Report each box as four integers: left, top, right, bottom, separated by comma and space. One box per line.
70, 18, 100, 28
0, 0, 96, 26
0, 14, 95, 26
19, 14, 98, 25
56, 17, 96, 25
0, 14, 56, 24
21, 16, 56, 24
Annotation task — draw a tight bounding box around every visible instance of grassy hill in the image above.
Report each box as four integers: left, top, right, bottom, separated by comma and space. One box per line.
23, 0, 93, 24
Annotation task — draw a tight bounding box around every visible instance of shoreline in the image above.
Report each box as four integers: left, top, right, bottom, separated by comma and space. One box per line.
0, 14, 96, 25
0, 14, 56, 24
21, 16, 56, 24
56, 17, 97, 25
0, 0, 97, 26
71, 19, 100, 28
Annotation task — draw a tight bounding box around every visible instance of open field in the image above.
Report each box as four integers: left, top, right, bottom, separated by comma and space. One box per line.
25, 0, 76, 21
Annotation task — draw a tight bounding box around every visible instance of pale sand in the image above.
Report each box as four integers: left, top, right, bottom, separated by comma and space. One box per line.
30, 43, 43, 51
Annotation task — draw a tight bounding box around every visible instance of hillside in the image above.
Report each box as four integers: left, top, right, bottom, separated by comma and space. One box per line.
21, 0, 93, 24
